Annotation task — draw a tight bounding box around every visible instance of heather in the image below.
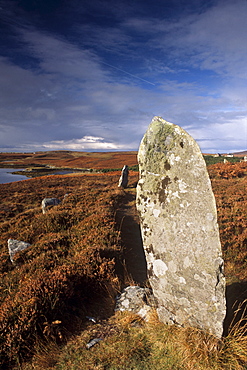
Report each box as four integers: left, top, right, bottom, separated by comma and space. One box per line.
208, 162, 247, 281
0, 172, 138, 368
0, 160, 246, 369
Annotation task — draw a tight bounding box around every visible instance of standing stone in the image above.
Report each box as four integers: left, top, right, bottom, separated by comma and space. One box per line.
136, 116, 226, 337
118, 165, 129, 188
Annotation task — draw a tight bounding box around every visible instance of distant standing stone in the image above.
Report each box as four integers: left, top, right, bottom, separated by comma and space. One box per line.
136, 116, 226, 337
8, 239, 31, 263
118, 165, 129, 188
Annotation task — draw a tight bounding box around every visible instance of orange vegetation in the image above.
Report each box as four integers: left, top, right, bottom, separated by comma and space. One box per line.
0, 171, 137, 367
0, 160, 246, 368
208, 162, 247, 281
208, 161, 247, 179
0, 151, 138, 169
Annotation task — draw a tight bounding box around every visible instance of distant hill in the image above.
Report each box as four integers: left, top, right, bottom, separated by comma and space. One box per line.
232, 150, 247, 157
204, 151, 247, 157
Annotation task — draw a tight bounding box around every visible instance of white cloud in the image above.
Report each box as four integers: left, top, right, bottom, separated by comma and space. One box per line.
0, 0, 246, 154
122, 0, 247, 80
155, 0, 247, 79
20, 29, 110, 82
189, 116, 247, 153
26, 136, 129, 151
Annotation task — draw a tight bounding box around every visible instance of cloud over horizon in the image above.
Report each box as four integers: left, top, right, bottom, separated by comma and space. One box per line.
0, 0, 246, 153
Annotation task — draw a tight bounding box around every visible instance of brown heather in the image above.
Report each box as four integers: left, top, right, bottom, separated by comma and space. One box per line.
0, 156, 246, 369
0, 171, 139, 368
208, 162, 247, 281
0, 151, 138, 170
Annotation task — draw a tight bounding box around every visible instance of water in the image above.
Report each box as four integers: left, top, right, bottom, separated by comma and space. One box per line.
0, 168, 87, 184
0, 168, 28, 184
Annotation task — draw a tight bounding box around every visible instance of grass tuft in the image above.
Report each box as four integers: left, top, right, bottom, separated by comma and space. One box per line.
24, 310, 245, 370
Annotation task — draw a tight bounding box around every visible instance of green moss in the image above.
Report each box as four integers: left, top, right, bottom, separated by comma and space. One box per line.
141, 118, 187, 174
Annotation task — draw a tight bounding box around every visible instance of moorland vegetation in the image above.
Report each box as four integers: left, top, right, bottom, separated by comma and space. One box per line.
0, 150, 243, 177
0, 154, 246, 369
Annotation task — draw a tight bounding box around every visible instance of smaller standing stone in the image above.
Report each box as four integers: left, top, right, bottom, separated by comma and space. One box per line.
118, 165, 129, 188
8, 239, 31, 263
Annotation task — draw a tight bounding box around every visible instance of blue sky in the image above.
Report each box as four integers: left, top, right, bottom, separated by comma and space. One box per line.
0, 0, 246, 153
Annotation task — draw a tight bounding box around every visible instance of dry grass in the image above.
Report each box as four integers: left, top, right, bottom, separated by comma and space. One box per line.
21, 310, 247, 370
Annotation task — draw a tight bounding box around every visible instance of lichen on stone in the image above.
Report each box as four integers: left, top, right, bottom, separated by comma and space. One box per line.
136, 116, 226, 337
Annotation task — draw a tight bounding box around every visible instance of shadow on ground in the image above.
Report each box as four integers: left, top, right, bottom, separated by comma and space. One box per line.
223, 281, 247, 336
115, 189, 147, 286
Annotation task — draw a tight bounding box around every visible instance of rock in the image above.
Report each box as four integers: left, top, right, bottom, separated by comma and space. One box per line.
8, 239, 31, 263
41, 197, 61, 214
86, 316, 97, 323
86, 338, 103, 349
118, 165, 129, 188
115, 286, 155, 320
136, 116, 226, 337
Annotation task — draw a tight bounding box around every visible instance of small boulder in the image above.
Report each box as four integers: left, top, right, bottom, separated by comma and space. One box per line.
115, 286, 155, 320
8, 239, 31, 263
41, 197, 61, 214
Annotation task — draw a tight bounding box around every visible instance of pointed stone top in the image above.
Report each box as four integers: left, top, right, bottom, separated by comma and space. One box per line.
136, 117, 226, 337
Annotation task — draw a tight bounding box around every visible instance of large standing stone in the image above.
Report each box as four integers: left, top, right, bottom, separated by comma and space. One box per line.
136, 116, 226, 337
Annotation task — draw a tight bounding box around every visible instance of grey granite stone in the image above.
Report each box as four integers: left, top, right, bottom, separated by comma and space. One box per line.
136, 116, 226, 337
118, 165, 129, 188
8, 239, 31, 263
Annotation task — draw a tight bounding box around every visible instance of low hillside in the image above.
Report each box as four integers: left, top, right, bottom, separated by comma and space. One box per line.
0, 151, 138, 170
0, 151, 244, 175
